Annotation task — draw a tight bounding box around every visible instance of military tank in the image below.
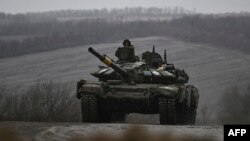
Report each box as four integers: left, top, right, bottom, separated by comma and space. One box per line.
76, 40, 199, 125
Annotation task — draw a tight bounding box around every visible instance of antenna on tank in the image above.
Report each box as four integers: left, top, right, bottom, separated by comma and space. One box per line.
152, 46, 155, 53
164, 49, 167, 63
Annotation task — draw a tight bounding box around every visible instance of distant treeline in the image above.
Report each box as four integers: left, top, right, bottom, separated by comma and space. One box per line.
0, 13, 250, 58
168, 15, 250, 52
0, 7, 192, 24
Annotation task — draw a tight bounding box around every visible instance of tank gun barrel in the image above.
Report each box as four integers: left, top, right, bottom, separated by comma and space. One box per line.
88, 47, 129, 79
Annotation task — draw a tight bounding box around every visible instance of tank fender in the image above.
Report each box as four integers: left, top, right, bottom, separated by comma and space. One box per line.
76, 80, 86, 99
77, 81, 105, 99
151, 85, 179, 98
186, 86, 192, 107
191, 86, 199, 108
177, 86, 187, 103
185, 85, 199, 108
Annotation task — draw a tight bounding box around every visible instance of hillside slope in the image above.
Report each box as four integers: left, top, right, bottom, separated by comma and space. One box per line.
1, 36, 250, 108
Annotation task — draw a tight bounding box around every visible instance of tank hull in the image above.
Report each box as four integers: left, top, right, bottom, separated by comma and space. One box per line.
77, 80, 199, 124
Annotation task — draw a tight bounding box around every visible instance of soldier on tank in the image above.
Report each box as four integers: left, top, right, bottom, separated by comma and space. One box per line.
115, 39, 137, 63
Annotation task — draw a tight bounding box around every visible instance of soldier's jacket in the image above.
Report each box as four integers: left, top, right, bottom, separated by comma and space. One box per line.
115, 45, 136, 62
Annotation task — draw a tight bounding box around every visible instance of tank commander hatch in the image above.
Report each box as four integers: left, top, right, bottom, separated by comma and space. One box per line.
115, 39, 137, 63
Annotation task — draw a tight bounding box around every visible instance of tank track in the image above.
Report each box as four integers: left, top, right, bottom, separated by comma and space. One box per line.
188, 107, 197, 124
159, 97, 177, 125
187, 93, 197, 124
181, 86, 198, 124
188, 86, 198, 124
81, 94, 112, 123
81, 94, 99, 122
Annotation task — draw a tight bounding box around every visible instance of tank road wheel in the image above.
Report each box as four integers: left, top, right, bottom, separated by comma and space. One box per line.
159, 97, 177, 125
81, 94, 98, 122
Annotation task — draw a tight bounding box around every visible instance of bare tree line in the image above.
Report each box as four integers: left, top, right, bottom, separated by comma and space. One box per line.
197, 85, 250, 125
0, 80, 80, 122
215, 85, 250, 124
0, 7, 193, 24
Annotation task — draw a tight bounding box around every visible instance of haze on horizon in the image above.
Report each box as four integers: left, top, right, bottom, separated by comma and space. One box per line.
1, 0, 250, 14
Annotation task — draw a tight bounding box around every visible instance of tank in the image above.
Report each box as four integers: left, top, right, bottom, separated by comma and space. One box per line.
76, 43, 199, 125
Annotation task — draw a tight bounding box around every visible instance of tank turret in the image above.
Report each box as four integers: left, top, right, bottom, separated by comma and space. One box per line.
88, 47, 130, 81
89, 47, 189, 85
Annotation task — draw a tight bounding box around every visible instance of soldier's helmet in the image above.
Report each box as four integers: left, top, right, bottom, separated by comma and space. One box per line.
123, 39, 131, 46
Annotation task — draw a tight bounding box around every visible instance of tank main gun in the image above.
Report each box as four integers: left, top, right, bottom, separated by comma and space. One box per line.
88, 47, 129, 80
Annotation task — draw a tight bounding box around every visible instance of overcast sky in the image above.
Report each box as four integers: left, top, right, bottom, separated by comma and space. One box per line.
1, 0, 250, 14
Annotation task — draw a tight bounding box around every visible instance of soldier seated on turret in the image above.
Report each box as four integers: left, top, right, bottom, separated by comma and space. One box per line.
115, 39, 137, 63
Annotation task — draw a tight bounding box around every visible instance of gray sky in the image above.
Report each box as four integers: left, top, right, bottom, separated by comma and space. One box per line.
1, 0, 250, 14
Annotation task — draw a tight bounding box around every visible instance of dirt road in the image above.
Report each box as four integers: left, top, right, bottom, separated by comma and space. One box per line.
0, 122, 223, 141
